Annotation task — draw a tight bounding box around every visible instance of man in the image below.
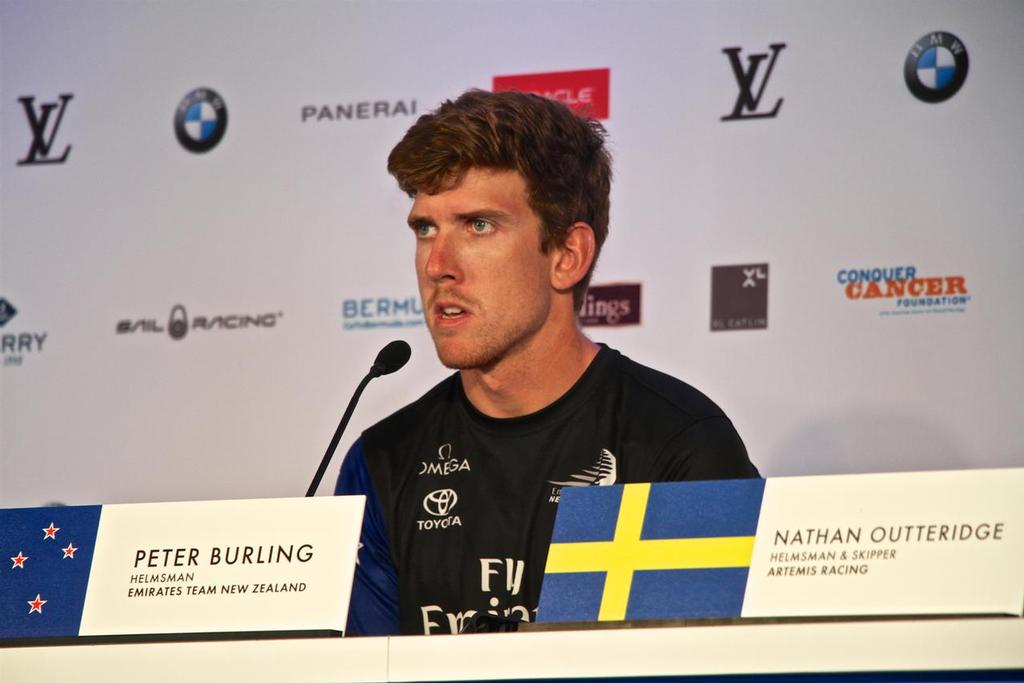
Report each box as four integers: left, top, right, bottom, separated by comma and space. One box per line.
336, 90, 759, 636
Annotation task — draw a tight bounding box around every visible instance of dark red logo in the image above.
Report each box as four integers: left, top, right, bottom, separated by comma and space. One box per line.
580, 283, 641, 327
492, 68, 610, 119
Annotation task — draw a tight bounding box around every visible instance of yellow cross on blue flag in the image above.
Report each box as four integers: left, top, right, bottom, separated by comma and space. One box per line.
537, 479, 764, 623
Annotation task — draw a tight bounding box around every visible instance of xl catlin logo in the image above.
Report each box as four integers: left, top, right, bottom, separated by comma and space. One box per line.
711, 264, 769, 331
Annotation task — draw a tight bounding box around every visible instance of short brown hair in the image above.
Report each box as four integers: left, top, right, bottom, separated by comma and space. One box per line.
387, 89, 612, 310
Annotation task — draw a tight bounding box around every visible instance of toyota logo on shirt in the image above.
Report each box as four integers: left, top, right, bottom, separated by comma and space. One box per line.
423, 489, 458, 516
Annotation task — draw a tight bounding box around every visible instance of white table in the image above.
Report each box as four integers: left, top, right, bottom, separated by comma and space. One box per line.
2, 617, 1021, 683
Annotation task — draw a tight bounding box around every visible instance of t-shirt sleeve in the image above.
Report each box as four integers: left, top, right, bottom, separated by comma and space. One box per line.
334, 437, 400, 636
654, 416, 760, 481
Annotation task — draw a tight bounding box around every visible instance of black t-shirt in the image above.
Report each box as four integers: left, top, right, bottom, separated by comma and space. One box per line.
336, 345, 759, 635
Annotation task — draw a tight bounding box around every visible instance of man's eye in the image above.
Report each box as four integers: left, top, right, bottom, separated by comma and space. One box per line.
415, 224, 436, 237
470, 219, 493, 233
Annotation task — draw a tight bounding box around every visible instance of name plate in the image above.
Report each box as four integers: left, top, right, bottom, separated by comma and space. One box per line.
537, 469, 1024, 623
0, 497, 364, 640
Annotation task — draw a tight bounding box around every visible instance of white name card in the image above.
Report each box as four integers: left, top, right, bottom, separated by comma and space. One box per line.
537, 468, 1024, 624
79, 497, 364, 637
743, 468, 1024, 617
23, 496, 366, 638
75, 497, 364, 637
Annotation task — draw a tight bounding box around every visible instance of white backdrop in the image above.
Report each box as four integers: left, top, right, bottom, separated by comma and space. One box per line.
2, 0, 1022, 508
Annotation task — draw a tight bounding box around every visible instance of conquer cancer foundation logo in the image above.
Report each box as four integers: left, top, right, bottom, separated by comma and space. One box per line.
836, 265, 971, 316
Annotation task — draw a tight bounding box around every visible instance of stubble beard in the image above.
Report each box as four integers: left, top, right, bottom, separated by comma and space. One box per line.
428, 305, 549, 372
429, 323, 511, 371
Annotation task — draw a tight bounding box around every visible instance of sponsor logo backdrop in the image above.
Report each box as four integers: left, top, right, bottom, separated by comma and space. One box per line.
1, 1, 1021, 507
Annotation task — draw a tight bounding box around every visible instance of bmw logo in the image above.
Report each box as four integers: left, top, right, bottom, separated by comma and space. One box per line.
174, 88, 228, 152
904, 32, 968, 103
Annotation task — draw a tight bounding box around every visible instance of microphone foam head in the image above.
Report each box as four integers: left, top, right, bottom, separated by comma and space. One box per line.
372, 340, 412, 376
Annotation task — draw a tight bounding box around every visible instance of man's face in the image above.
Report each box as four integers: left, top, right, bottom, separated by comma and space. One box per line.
408, 168, 557, 370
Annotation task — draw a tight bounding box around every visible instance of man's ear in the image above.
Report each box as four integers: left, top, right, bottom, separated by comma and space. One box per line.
550, 222, 597, 292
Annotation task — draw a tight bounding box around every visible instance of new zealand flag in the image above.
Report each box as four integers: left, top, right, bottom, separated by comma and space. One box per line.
0, 505, 101, 638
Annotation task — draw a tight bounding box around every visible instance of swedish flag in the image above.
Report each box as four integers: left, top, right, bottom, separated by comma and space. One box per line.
537, 480, 764, 623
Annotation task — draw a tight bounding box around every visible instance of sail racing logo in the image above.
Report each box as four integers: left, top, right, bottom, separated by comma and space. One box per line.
837, 265, 971, 316
116, 304, 282, 340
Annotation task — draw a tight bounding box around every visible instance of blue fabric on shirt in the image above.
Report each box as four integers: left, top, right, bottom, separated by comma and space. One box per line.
334, 438, 400, 636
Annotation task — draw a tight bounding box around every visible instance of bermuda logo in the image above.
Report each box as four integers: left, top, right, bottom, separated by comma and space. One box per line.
174, 88, 228, 153
17, 94, 73, 165
904, 32, 968, 103
342, 295, 424, 330
423, 489, 458, 517
721, 44, 785, 121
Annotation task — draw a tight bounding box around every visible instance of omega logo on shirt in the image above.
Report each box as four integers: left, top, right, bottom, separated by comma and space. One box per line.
418, 442, 472, 477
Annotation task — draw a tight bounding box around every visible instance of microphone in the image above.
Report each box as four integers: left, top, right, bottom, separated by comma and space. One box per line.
370, 339, 412, 377
305, 340, 411, 497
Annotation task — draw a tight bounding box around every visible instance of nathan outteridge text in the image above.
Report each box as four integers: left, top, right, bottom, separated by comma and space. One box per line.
773, 522, 1006, 545
133, 544, 314, 567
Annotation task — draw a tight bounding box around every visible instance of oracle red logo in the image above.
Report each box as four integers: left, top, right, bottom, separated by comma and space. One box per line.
492, 68, 610, 119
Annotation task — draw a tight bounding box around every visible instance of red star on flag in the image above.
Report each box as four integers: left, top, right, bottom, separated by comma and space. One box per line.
11, 552, 28, 569
28, 594, 47, 614
42, 522, 60, 540
62, 543, 78, 559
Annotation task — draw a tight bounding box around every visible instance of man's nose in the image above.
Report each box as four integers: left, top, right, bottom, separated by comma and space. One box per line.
424, 230, 461, 283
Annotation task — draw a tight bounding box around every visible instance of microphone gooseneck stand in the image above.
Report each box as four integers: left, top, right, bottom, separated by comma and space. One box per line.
305, 340, 411, 497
